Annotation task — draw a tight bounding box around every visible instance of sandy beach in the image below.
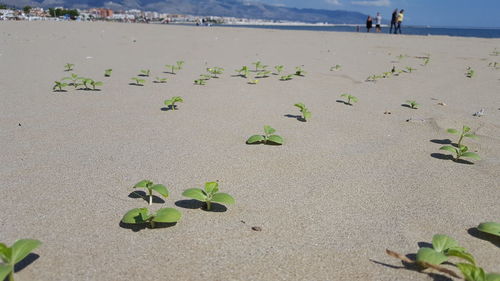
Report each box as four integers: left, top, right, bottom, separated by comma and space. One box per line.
0, 21, 499, 280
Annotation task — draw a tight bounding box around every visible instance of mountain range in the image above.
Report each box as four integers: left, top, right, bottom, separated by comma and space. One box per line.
2, 0, 368, 24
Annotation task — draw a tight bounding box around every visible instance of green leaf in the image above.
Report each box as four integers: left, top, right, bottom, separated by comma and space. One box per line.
151, 184, 169, 198
152, 208, 181, 223
11, 239, 42, 264
416, 247, 448, 265
350, 96, 358, 103
182, 188, 207, 201
440, 145, 458, 154
446, 248, 475, 265
294, 103, 306, 110
0, 243, 11, 263
432, 234, 460, 252
267, 135, 284, 145
461, 152, 480, 160
247, 135, 265, 144
487, 273, 500, 281
464, 133, 478, 139
211, 193, 235, 205
0, 265, 11, 281
121, 208, 149, 224
134, 180, 152, 188
303, 111, 312, 120
447, 128, 459, 134
477, 222, 500, 237
164, 99, 173, 106
264, 125, 275, 135
458, 263, 486, 281
204, 182, 219, 194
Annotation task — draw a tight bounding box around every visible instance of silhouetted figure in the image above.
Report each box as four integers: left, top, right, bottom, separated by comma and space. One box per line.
366, 16, 373, 32
389, 9, 398, 33
395, 9, 404, 34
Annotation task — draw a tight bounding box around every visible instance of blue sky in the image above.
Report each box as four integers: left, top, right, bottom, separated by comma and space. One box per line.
258, 0, 500, 28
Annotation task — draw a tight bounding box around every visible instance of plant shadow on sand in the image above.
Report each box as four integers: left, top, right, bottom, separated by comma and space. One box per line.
430, 153, 474, 165
175, 199, 227, 212
370, 259, 453, 281
119, 221, 177, 232
128, 83, 144, 86
161, 105, 177, 111
468, 227, 500, 248
128, 190, 165, 204
14, 253, 40, 273
430, 139, 452, 145
336, 100, 352, 106
401, 104, 417, 109
284, 114, 306, 122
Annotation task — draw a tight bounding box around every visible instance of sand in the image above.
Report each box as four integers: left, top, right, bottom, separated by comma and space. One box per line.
0, 21, 499, 281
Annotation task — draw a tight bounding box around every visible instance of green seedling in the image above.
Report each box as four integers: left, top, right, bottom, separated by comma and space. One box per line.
246, 125, 284, 145
382, 71, 392, 78
140, 69, 150, 77
477, 222, 500, 237
0, 239, 42, 281
236, 66, 250, 78
165, 64, 180, 74
340, 94, 358, 105
194, 79, 207, 85
256, 70, 271, 78
182, 181, 235, 211
274, 65, 284, 74
457, 263, 500, 281
131, 77, 145, 86
280, 74, 293, 81
330, 64, 342, 71
488, 62, 499, 69
366, 74, 382, 82
404, 66, 416, 73
248, 78, 259, 84
79, 78, 92, 89
294, 103, 311, 121
133, 180, 169, 205
405, 100, 419, 109
154, 77, 168, 83
294, 66, 306, 76
64, 63, 74, 71
466, 66, 475, 78
423, 57, 430, 66
104, 69, 112, 77
164, 96, 183, 110
176, 60, 185, 69
121, 207, 181, 228
53, 81, 68, 91
416, 234, 475, 266
62, 73, 83, 88
440, 126, 480, 161
89, 80, 103, 90
207, 67, 224, 78
252, 61, 267, 71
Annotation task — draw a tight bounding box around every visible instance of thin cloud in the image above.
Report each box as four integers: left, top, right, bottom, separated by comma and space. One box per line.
325, 0, 342, 5
351, 0, 391, 7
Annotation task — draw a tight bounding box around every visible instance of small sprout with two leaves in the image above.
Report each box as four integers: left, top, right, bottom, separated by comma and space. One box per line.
194, 78, 207, 85
0, 239, 42, 281
131, 77, 145, 86
477, 222, 500, 237
176, 60, 185, 70
274, 65, 284, 74
207, 67, 224, 78
165, 64, 179, 74
294, 103, 311, 121
405, 100, 419, 109
488, 62, 499, 69
62, 73, 83, 88
280, 74, 294, 81
246, 125, 284, 145
340, 94, 358, 105
235, 66, 250, 78
294, 66, 306, 76
79, 78, 102, 90
182, 181, 235, 211
466, 66, 475, 78
53, 81, 68, 91
439, 126, 480, 161
64, 63, 74, 71
256, 70, 271, 78
154, 77, 168, 83
104, 69, 112, 77
415, 234, 475, 266
121, 207, 181, 228
252, 61, 267, 71
140, 69, 151, 77
133, 180, 169, 205
330, 64, 342, 71
404, 66, 416, 73
89, 79, 103, 90
164, 96, 183, 110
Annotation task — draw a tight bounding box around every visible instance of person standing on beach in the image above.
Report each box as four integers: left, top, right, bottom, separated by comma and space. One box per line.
395, 9, 404, 34
389, 9, 398, 33
366, 16, 373, 32
375, 12, 382, 32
